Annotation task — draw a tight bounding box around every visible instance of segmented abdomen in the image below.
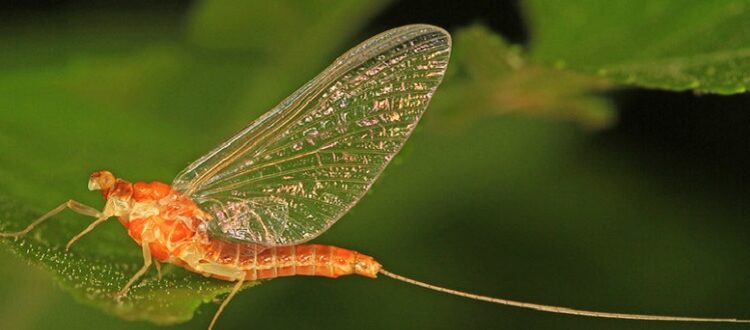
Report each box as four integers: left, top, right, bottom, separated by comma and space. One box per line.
190, 239, 381, 281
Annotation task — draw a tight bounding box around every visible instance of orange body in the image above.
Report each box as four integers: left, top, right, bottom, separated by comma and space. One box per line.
99, 175, 381, 281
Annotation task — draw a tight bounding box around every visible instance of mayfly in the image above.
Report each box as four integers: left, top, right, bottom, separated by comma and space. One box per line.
1, 25, 747, 329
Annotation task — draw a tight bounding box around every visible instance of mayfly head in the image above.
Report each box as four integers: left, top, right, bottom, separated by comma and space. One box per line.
89, 170, 134, 217
88, 170, 116, 193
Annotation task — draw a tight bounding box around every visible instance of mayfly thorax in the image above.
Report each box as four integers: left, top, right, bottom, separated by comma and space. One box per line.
1, 24, 747, 329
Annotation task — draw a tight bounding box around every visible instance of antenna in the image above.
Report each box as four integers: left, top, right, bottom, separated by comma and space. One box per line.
378, 268, 749, 323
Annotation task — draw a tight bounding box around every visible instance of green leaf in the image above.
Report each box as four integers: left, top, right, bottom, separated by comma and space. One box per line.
0, 1, 396, 324
526, 0, 750, 94
429, 24, 615, 131
0, 196, 257, 325
0, 74, 259, 324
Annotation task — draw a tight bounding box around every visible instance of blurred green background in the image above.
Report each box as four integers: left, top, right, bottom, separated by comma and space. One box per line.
1, 1, 749, 329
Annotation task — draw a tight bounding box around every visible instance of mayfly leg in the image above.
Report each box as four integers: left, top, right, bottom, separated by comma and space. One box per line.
65, 215, 110, 250
209, 273, 246, 330
0, 200, 107, 245
114, 240, 152, 300
153, 259, 162, 280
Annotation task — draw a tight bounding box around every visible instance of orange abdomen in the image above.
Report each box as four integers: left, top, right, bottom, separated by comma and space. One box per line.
197, 240, 381, 281
253, 244, 381, 280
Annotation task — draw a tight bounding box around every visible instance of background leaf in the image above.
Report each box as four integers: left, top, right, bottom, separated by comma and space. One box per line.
430, 24, 615, 130
526, 0, 750, 94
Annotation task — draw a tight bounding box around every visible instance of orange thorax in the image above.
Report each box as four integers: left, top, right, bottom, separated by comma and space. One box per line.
104, 179, 208, 262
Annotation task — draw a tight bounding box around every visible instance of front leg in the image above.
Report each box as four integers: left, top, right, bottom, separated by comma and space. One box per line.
114, 241, 152, 300
0, 200, 105, 238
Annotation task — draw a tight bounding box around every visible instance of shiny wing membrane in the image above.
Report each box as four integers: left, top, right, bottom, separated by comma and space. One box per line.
173, 25, 451, 246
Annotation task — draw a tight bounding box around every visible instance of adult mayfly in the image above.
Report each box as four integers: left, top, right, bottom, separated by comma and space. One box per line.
1, 25, 747, 329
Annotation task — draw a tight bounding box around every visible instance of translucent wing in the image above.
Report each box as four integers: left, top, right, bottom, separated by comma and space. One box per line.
173, 24, 451, 246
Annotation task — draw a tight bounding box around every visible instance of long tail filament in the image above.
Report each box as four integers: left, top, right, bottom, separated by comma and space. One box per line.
378, 269, 749, 323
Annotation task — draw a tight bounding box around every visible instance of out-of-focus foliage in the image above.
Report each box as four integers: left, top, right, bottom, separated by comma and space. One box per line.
188, 0, 396, 130
527, 0, 750, 94
0, 0, 749, 329
0, 0, 394, 324
189, 0, 394, 52
431, 24, 614, 130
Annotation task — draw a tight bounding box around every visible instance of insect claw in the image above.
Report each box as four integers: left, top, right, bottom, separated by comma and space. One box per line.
112, 291, 125, 302
65, 239, 76, 251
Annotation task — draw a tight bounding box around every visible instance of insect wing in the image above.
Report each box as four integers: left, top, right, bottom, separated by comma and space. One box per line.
173, 25, 451, 246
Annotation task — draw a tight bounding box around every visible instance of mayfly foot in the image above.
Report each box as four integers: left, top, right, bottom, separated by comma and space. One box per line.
0, 229, 28, 239
112, 290, 128, 302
